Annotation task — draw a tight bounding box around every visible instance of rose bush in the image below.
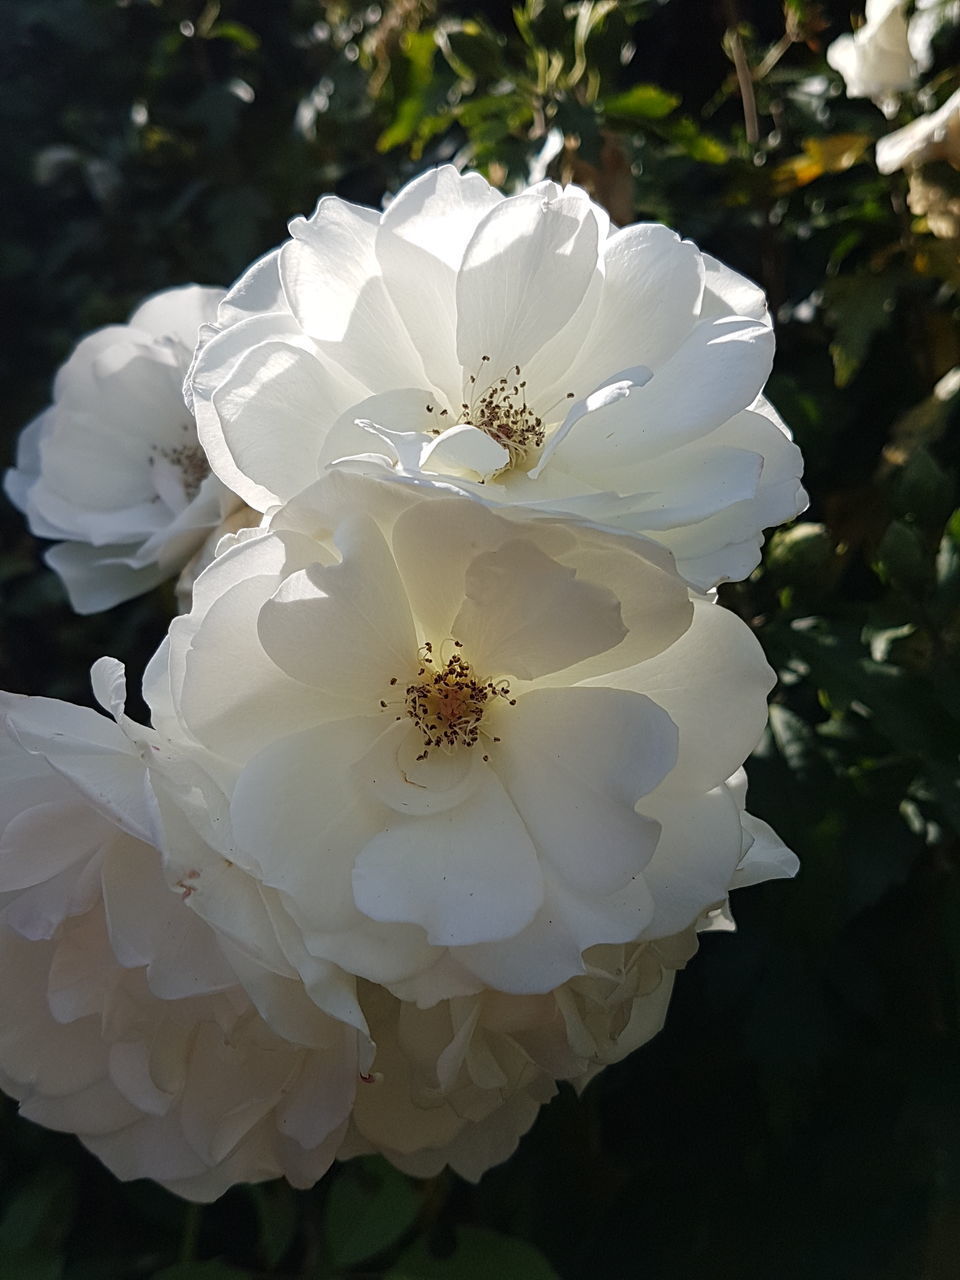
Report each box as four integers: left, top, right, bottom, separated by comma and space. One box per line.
0, 152, 803, 1203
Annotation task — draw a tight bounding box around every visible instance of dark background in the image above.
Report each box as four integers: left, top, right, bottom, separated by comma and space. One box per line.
1, 2, 959, 1276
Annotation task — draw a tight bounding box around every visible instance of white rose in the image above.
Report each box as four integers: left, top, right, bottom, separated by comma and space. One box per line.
826, 0, 919, 115
144, 468, 788, 1003
0, 688, 365, 1201
876, 85, 960, 172
138, 554, 795, 1186
0, 663, 795, 1195
908, 0, 960, 75
4, 285, 242, 613
187, 166, 806, 591
339, 931, 689, 1179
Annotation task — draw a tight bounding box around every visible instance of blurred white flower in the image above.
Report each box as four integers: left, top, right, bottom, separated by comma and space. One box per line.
826, 0, 920, 115
876, 85, 960, 172
905, 167, 960, 235
144, 469, 789, 1002
909, 0, 960, 72
0, 687, 364, 1200
5, 286, 241, 613
187, 166, 805, 591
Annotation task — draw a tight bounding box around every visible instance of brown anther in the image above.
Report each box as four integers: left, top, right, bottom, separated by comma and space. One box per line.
399, 645, 514, 759
454, 360, 547, 472
151, 438, 209, 501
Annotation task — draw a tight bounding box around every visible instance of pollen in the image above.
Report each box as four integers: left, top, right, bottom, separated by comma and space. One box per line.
385, 641, 512, 760
425, 359, 576, 477
467, 363, 544, 471
150, 426, 209, 501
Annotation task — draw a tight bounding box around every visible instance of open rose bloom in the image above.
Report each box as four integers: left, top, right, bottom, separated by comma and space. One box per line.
190, 167, 805, 590
0, 166, 802, 1199
4, 286, 242, 613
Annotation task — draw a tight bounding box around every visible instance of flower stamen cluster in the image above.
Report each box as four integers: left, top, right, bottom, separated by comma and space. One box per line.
465, 364, 544, 471
151, 437, 210, 501
426, 357, 574, 474
388, 639, 513, 760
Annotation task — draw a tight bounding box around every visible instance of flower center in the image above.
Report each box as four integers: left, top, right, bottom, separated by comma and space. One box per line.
426, 357, 574, 475
382, 641, 514, 761
151, 429, 209, 501
464, 362, 544, 471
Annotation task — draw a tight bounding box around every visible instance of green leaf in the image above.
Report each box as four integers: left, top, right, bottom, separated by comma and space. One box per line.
246, 1181, 299, 1269
874, 519, 934, 594
767, 703, 823, 784
324, 1157, 420, 1269
785, 624, 960, 837
152, 1263, 251, 1280
206, 22, 260, 52
603, 83, 680, 120
661, 116, 728, 163
0, 1248, 62, 1280
377, 31, 440, 153
388, 1227, 559, 1280
893, 447, 955, 530
936, 518, 960, 611
436, 21, 504, 83
765, 522, 837, 588
823, 272, 900, 388
0, 1168, 75, 1253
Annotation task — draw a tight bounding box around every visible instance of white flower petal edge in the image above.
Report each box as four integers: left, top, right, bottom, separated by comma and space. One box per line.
4, 285, 243, 613
188, 167, 806, 590
143, 467, 795, 1002
876, 85, 960, 173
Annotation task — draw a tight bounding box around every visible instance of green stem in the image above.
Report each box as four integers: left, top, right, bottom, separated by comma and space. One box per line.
179, 1202, 202, 1265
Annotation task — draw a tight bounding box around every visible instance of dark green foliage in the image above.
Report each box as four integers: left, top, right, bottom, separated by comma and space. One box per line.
1, 1, 959, 1277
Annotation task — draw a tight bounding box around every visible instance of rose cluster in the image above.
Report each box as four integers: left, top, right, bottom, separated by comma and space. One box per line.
826, 1, 960, 239
3, 167, 804, 1200
826, 0, 960, 168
